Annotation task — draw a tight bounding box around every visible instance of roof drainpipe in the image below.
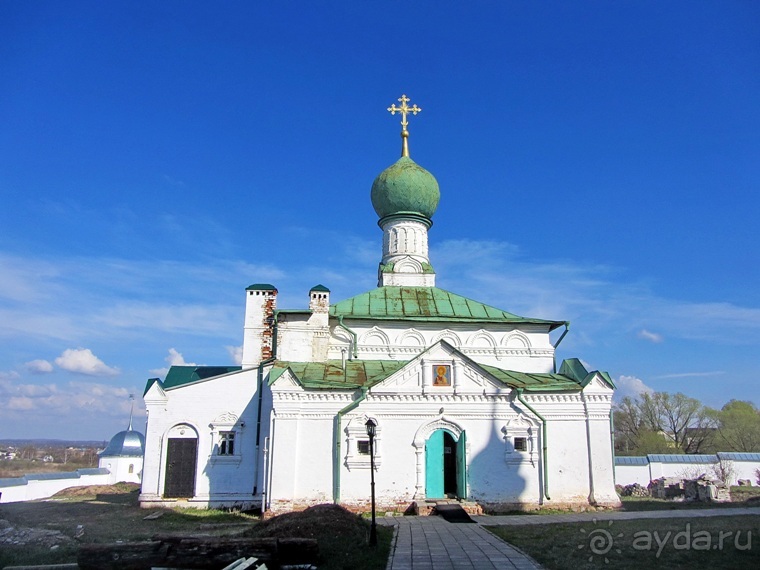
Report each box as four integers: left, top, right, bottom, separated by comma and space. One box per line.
334, 387, 368, 504
253, 312, 279, 496
337, 316, 358, 359
610, 409, 617, 485
551, 322, 570, 373
516, 388, 550, 502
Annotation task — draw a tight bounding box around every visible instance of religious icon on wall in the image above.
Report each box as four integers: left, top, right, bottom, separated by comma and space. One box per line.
433, 364, 451, 386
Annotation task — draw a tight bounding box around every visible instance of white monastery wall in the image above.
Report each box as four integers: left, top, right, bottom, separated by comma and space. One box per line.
615, 455, 760, 487
615, 463, 654, 486
0, 469, 112, 504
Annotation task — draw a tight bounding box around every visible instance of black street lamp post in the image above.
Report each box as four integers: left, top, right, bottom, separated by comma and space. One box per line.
365, 418, 378, 547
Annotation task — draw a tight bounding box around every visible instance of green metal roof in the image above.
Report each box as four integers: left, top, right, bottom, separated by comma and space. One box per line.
270, 358, 588, 392
329, 286, 565, 329
162, 366, 242, 390
269, 360, 407, 389
246, 283, 277, 291
310, 284, 330, 292
558, 358, 616, 389
143, 377, 160, 396
479, 365, 583, 391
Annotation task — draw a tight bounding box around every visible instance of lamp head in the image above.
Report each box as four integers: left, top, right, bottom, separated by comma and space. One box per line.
365, 418, 377, 437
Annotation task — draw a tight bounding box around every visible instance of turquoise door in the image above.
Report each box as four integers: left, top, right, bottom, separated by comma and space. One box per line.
425, 430, 445, 498
456, 431, 467, 499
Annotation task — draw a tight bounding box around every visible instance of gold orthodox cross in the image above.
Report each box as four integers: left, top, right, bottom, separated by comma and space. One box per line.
387, 94, 421, 157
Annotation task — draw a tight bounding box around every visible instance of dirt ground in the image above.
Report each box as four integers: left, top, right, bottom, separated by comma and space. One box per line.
0, 485, 390, 569
0, 484, 257, 567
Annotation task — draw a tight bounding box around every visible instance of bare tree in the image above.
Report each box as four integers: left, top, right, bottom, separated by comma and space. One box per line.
711, 458, 736, 486
613, 396, 643, 453
614, 391, 717, 454
20, 445, 37, 460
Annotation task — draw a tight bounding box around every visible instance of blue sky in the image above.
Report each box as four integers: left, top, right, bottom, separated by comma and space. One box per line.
1, 1, 758, 440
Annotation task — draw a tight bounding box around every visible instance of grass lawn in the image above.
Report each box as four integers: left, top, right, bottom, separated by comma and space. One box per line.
0, 485, 391, 570
487, 515, 760, 570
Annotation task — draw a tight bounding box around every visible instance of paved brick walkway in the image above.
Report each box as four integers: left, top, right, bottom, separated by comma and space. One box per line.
378, 516, 542, 570
379, 506, 760, 570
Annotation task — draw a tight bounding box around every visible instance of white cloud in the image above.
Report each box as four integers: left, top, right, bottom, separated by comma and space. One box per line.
637, 329, 663, 343
652, 371, 726, 379
226, 345, 243, 365
431, 238, 760, 347
25, 359, 54, 374
613, 375, 655, 402
0, 253, 286, 345
0, 378, 142, 419
55, 348, 119, 377
8, 396, 35, 410
0, 254, 61, 303
15, 383, 58, 396
149, 348, 198, 378
166, 348, 196, 366
93, 302, 240, 336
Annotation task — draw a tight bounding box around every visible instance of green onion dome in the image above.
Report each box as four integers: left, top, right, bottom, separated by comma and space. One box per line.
370, 156, 440, 220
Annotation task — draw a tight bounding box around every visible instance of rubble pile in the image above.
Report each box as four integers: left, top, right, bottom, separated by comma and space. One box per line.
684, 474, 731, 502
648, 477, 685, 499
620, 483, 649, 497
648, 475, 731, 503
0, 518, 74, 549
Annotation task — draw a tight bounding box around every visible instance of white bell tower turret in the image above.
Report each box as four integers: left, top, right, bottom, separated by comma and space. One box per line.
371, 94, 440, 288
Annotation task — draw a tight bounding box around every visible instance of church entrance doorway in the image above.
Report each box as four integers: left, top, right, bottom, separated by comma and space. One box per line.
425, 429, 466, 499
164, 436, 197, 498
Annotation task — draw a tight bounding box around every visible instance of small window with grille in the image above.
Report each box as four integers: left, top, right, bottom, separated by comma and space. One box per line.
219, 431, 236, 456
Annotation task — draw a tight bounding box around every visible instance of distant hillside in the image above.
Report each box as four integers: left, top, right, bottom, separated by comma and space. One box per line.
0, 439, 107, 449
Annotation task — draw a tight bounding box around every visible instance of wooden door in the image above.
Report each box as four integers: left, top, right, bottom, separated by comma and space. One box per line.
164, 437, 197, 498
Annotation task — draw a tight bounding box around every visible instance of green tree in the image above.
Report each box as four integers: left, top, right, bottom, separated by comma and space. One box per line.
629, 429, 675, 455
714, 400, 760, 452
614, 391, 717, 454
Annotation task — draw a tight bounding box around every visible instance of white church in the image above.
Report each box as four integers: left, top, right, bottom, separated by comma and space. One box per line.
139, 96, 620, 514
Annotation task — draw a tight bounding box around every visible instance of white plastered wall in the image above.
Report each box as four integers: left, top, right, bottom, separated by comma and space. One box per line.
140, 367, 262, 509
326, 320, 556, 372
266, 342, 620, 512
